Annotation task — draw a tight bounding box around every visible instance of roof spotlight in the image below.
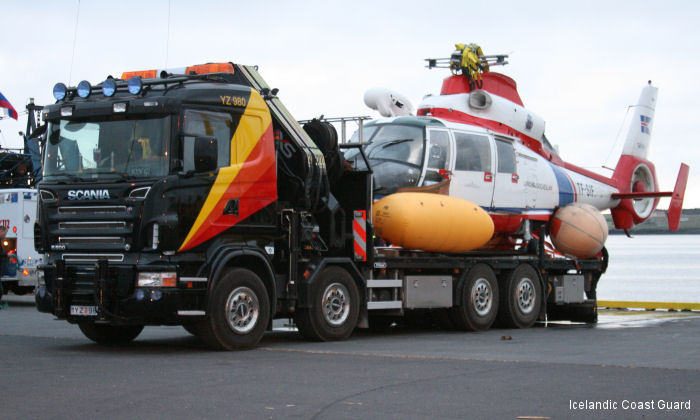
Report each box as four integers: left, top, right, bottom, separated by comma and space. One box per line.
77, 80, 92, 98
53, 83, 67, 101
102, 77, 117, 97
128, 77, 143, 95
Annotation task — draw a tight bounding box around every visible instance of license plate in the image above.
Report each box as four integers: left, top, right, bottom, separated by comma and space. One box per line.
70, 305, 97, 316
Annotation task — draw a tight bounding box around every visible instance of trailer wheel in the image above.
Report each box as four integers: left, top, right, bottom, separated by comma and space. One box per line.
199, 268, 270, 350
77, 323, 144, 345
449, 264, 499, 331
497, 264, 542, 329
295, 266, 359, 341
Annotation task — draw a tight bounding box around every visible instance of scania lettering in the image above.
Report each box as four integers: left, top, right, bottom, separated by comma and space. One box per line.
67, 190, 111, 200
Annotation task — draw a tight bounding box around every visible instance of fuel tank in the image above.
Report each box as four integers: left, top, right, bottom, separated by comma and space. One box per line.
373, 192, 494, 252
550, 203, 608, 258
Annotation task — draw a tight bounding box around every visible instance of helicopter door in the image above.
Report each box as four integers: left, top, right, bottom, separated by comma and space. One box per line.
491, 138, 522, 210
450, 131, 496, 208
421, 129, 452, 187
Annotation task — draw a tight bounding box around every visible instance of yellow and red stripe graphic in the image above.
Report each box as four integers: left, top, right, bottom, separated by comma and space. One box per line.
178, 89, 277, 251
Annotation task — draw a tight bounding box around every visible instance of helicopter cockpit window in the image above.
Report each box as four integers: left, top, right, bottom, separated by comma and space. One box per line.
347, 125, 379, 144
424, 130, 451, 184
345, 124, 426, 194
363, 125, 424, 165
454, 132, 491, 172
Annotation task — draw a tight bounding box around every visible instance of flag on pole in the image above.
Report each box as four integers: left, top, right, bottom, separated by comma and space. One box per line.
0, 91, 18, 120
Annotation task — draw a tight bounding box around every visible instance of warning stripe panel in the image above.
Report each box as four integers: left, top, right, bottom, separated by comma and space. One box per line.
353, 210, 367, 261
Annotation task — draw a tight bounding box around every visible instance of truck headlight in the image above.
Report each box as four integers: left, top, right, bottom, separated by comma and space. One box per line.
137, 272, 177, 287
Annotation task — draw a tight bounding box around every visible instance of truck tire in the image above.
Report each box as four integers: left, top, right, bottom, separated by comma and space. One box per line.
199, 268, 270, 350
295, 266, 360, 341
449, 264, 499, 331
497, 264, 542, 329
77, 323, 144, 345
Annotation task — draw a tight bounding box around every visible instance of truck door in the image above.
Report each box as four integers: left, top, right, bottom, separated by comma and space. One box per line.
450, 131, 496, 208
177, 103, 277, 252
177, 109, 238, 251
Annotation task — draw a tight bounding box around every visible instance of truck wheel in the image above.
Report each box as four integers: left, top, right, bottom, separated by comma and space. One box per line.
497, 264, 542, 329
295, 266, 359, 341
199, 268, 270, 350
77, 323, 144, 344
449, 264, 499, 331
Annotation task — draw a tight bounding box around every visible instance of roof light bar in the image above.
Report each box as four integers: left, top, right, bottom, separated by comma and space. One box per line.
77, 80, 92, 98
102, 77, 117, 97
53, 83, 67, 101
128, 77, 143, 95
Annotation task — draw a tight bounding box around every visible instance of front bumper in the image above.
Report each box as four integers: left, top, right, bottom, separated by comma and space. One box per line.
36, 260, 207, 325
2, 267, 39, 287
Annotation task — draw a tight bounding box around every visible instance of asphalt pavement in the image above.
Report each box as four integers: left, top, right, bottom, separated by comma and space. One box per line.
1, 294, 698, 419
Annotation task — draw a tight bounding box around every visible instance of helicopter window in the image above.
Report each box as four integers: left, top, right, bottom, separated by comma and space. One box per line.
427, 130, 450, 169
454, 132, 491, 172
347, 126, 379, 144
362, 125, 424, 166
496, 139, 516, 173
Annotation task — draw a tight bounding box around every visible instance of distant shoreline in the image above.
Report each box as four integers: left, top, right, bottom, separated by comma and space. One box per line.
605, 208, 700, 235
609, 230, 700, 235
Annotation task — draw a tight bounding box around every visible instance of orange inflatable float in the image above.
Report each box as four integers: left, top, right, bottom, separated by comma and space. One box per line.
373, 192, 494, 252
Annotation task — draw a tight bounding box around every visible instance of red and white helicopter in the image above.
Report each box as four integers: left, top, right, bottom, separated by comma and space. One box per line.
352, 43, 688, 254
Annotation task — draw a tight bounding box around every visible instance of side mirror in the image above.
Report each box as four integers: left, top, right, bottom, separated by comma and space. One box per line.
194, 136, 218, 172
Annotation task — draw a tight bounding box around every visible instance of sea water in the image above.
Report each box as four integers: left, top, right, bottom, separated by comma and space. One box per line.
597, 234, 700, 303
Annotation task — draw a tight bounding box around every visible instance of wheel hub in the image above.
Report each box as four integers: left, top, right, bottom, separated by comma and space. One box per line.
225, 286, 259, 334
516, 277, 535, 314
322, 283, 350, 326
471, 277, 493, 317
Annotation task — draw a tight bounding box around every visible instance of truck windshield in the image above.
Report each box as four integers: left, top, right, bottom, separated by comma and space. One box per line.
43, 116, 170, 181
345, 124, 425, 195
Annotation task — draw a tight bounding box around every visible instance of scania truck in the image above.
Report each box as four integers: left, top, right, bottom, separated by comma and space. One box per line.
35, 63, 605, 349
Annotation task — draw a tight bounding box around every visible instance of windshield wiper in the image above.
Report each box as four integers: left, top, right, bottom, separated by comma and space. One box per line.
379, 138, 414, 149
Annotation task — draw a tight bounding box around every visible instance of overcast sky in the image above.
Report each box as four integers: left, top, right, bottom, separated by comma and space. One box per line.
1, 0, 698, 208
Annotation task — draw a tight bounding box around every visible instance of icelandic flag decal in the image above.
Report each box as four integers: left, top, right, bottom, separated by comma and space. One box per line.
0, 91, 18, 120
640, 115, 651, 134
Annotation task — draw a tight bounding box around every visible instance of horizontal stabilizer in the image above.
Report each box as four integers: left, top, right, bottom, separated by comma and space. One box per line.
611, 191, 671, 199
666, 163, 689, 231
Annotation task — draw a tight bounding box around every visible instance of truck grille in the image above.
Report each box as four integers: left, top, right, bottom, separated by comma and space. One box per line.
49, 205, 137, 252
59, 221, 126, 230
58, 205, 126, 215
59, 237, 126, 246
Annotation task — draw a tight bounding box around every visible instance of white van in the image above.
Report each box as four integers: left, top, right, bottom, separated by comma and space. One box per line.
1, 188, 42, 295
